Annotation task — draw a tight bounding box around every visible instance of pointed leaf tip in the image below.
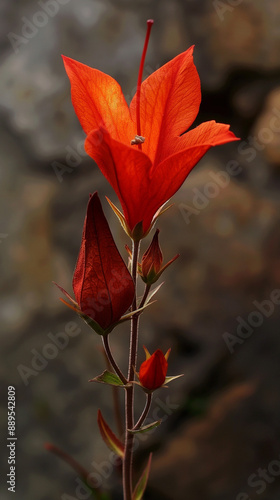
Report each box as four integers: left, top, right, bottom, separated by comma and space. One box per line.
132, 453, 152, 500
143, 345, 151, 360
89, 370, 127, 387
129, 420, 161, 434
164, 374, 184, 385
97, 410, 124, 458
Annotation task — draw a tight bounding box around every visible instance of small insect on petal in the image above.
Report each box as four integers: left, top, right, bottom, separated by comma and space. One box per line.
131, 135, 145, 146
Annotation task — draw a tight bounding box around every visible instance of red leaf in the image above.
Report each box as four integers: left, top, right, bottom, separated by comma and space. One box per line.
97, 410, 124, 458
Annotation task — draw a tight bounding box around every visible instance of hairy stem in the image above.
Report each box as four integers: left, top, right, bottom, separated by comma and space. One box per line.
123, 239, 140, 500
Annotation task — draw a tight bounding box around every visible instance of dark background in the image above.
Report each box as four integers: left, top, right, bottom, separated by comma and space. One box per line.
1, 0, 280, 499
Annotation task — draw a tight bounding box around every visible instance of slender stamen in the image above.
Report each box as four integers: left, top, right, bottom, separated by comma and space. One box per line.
136, 19, 154, 150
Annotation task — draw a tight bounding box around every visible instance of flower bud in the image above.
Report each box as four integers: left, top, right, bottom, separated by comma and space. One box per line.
55, 192, 135, 334
139, 347, 170, 391
139, 229, 179, 284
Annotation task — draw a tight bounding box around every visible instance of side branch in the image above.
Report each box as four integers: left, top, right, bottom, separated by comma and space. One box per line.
133, 392, 152, 430
102, 335, 127, 385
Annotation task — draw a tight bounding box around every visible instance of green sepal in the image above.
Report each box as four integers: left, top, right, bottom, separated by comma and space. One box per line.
106, 197, 130, 236
145, 282, 164, 305
83, 301, 155, 337
79, 312, 107, 336
89, 370, 128, 387
140, 269, 157, 285
163, 374, 184, 386
118, 301, 154, 323
128, 420, 161, 434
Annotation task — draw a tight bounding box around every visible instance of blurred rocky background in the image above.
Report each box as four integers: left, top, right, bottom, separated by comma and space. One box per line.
0, 0, 280, 499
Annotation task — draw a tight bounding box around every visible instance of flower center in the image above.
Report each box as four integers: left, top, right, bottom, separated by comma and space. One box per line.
131, 19, 154, 151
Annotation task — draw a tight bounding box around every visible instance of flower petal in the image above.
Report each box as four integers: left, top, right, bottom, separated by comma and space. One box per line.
62, 55, 134, 142
130, 46, 201, 163
85, 128, 152, 232
145, 121, 239, 217
167, 120, 239, 156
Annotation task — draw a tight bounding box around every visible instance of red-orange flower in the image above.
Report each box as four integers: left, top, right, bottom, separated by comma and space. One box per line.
139, 347, 170, 391
56, 192, 135, 333
62, 46, 239, 236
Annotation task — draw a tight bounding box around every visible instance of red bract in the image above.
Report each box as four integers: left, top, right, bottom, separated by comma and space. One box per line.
57, 192, 135, 333
62, 47, 239, 236
139, 347, 170, 391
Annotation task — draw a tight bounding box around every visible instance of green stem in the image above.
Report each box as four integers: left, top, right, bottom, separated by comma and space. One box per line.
123, 239, 140, 500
